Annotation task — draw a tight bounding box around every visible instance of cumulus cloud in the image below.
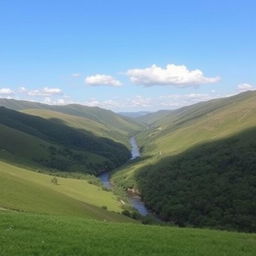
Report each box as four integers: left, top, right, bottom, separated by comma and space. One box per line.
85, 74, 122, 87
237, 83, 255, 92
27, 87, 62, 97
0, 88, 14, 95
158, 93, 218, 108
126, 64, 220, 87
40, 97, 72, 105
83, 92, 222, 111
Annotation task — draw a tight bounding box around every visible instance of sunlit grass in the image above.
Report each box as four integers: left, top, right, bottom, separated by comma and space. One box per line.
1, 212, 255, 256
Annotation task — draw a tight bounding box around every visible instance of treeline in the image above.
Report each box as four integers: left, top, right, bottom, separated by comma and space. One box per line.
137, 127, 256, 232
0, 107, 130, 174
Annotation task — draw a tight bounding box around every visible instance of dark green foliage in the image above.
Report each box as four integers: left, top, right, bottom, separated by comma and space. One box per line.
0, 107, 130, 174
51, 177, 58, 185
137, 128, 256, 232
121, 209, 131, 217
0, 98, 144, 139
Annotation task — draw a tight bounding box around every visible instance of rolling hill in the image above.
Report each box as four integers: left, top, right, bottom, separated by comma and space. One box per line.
134, 109, 172, 125
0, 160, 131, 222
0, 98, 143, 146
119, 111, 151, 118
0, 99, 146, 226
0, 93, 256, 255
112, 91, 256, 232
137, 91, 256, 157
0, 106, 131, 175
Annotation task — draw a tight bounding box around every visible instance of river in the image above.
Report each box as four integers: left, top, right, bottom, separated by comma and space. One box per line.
98, 136, 150, 216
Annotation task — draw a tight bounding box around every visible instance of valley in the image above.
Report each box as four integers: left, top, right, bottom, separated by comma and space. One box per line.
111, 91, 256, 232
99, 136, 150, 216
1, 2, 255, 255
1, 92, 256, 255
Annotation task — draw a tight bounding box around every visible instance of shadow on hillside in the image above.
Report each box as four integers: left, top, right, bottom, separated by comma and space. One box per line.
135, 126, 256, 232
0, 107, 131, 175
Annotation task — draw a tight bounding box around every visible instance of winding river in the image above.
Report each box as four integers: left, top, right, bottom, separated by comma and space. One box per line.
98, 136, 150, 216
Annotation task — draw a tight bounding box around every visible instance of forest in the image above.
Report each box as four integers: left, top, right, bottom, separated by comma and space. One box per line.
137, 127, 256, 232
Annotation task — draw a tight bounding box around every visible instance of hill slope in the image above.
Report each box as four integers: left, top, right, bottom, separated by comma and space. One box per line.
113, 91, 256, 232
0, 107, 130, 175
0, 98, 143, 145
1, 211, 255, 256
0, 160, 131, 222
137, 128, 256, 232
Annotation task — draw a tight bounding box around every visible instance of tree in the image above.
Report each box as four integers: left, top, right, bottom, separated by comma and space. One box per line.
51, 177, 58, 185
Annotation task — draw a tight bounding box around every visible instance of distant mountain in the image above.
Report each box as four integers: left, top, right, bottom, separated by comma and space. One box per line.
118, 111, 151, 118
134, 110, 171, 125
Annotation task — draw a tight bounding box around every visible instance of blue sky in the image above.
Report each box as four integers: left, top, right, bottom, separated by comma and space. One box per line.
0, 0, 255, 111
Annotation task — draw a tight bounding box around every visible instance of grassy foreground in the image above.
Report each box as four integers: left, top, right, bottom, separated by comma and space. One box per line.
0, 212, 256, 256
0, 160, 131, 222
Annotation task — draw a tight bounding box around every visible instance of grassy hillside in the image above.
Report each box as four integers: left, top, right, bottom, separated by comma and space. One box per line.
0, 98, 143, 146
112, 91, 256, 231
0, 160, 131, 222
0, 107, 130, 175
116, 91, 256, 185
1, 211, 256, 256
137, 91, 256, 127
21, 108, 138, 146
137, 128, 256, 232
135, 109, 171, 125
138, 91, 256, 155
119, 111, 151, 118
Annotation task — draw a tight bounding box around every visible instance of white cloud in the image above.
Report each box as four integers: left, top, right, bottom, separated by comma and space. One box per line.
0, 88, 14, 95
237, 83, 255, 92
72, 73, 81, 77
85, 74, 122, 87
42, 97, 70, 105
127, 64, 220, 87
84, 99, 120, 109
27, 87, 62, 97
158, 93, 218, 108
56, 98, 66, 104
129, 96, 152, 107
83, 92, 222, 111
18, 87, 27, 93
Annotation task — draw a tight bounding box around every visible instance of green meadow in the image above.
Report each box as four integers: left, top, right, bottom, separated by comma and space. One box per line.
0, 212, 256, 256
0, 160, 131, 222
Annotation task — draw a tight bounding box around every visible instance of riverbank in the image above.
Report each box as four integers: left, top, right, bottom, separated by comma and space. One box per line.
98, 136, 151, 216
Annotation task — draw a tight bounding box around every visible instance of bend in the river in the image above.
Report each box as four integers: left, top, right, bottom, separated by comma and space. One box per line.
99, 136, 150, 216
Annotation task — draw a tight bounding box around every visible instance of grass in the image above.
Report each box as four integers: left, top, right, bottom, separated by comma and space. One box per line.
0, 160, 132, 222
0, 122, 111, 175
142, 91, 256, 156
0, 211, 256, 256
0, 98, 144, 146
0, 107, 132, 175
113, 91, 256, 189
22, 108, 133, 146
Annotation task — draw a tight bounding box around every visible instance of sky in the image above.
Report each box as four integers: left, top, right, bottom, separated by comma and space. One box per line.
0, 0, 256, 112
